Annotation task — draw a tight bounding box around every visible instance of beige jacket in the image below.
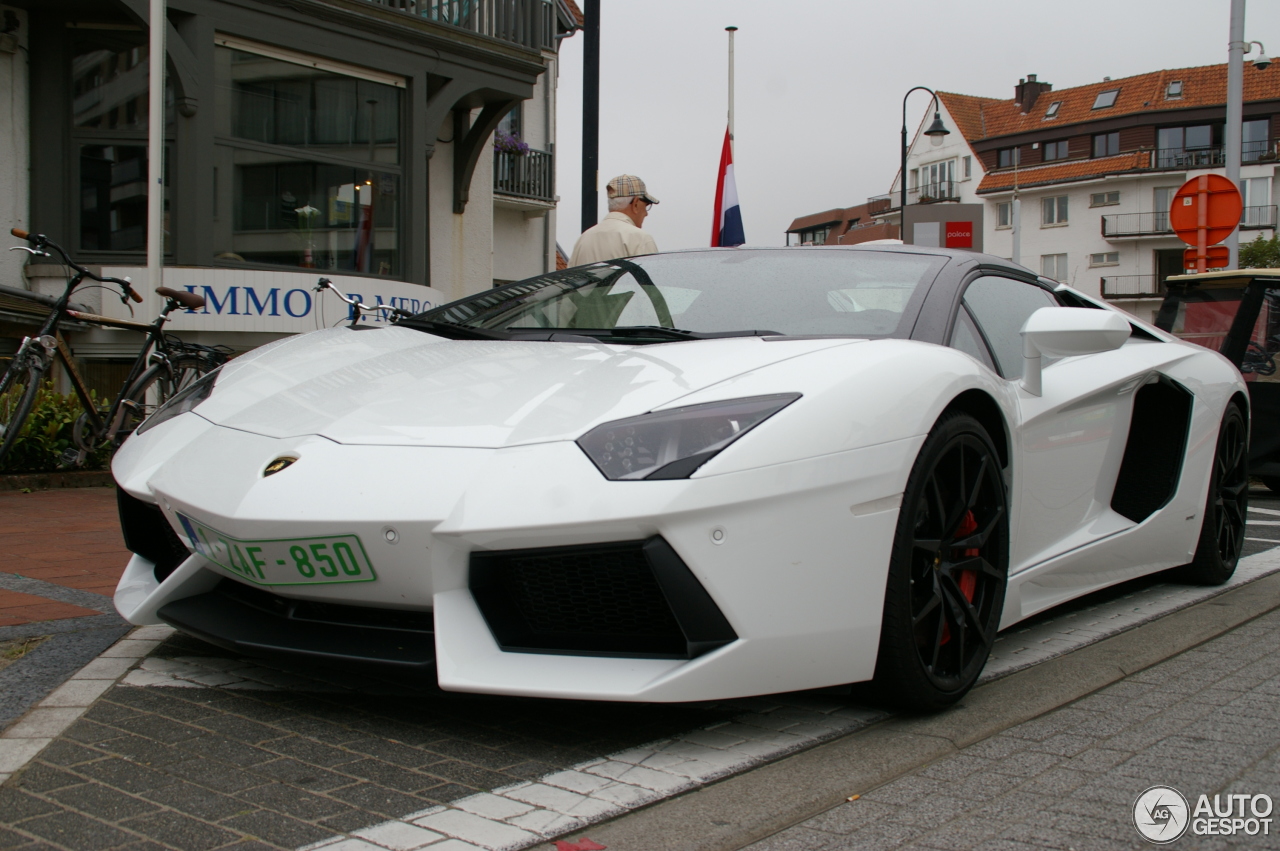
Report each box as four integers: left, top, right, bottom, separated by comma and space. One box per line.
569, 212, 658, 266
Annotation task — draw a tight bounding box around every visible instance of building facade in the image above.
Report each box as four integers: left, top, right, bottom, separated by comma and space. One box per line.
0, 0, 579, 395
867, 64, 1280, 323
784, 202, 898, 247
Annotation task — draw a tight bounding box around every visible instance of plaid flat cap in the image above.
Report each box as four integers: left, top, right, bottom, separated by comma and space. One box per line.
606, 174, 659, 204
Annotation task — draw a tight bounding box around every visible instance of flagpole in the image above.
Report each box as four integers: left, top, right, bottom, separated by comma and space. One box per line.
148, 0, 166, 295
726, 26, 736, 142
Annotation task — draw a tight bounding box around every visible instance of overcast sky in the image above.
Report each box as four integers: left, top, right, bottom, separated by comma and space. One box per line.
552, 0, 1280, 255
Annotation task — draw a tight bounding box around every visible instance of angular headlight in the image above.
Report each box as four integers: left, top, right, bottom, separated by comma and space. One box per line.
577, 393, 801, 480
135, 366, 222, 435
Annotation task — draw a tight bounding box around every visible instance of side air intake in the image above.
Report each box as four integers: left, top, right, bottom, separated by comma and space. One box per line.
1111, 376, 1193, 523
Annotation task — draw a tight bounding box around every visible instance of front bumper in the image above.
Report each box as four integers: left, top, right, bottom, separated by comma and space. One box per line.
113, 418, 920, 701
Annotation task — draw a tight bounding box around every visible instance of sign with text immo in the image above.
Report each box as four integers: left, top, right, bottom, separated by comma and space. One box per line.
97, 268, 446, 334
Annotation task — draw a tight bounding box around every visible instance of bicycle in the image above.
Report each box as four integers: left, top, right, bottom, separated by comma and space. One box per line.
0, 228, 230, 467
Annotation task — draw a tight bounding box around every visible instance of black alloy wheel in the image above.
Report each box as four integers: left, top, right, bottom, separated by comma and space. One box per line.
1177, 402, 1247, 585
873, 413, 1009, 711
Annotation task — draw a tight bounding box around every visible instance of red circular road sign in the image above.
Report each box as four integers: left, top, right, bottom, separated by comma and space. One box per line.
1169, 174, 1243, 247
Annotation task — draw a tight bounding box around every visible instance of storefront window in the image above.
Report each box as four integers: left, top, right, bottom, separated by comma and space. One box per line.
73, 31, 173, 130
72, 30, 172, 254
213, 45, 403, 275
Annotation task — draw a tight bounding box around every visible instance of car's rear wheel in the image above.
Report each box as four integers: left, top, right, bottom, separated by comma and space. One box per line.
1174, 401, 1247, 586
872, 412, 1009, 712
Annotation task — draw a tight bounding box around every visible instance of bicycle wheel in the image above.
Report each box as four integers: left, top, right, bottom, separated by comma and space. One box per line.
0, 362, 46, 467
117, 354, 217, 443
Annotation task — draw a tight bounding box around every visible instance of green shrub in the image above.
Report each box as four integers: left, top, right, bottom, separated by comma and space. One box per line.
0, 382, 110, 473
1240, 234, 1280, 269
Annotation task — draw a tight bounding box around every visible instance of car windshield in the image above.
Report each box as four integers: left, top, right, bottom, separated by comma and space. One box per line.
416, 249, 944, 342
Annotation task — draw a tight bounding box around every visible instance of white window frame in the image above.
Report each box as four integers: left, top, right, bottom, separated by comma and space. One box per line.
1044, 101, 1061, 119
996, 201, 1012, 229
1090, 191, 1120, 208
1243, 177, 1272, 226
1041, 195, 1069, 226
1041, 253, 1068, 281
1089, 252, 1120, 267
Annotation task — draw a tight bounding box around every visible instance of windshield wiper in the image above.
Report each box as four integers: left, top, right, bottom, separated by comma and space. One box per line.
562, 326, 781, 342
396, 317, 510, 341
396, 320, 780, 344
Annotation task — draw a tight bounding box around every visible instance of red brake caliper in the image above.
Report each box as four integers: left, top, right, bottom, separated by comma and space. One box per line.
956, 509, 979, 603
940, 510, 981, 646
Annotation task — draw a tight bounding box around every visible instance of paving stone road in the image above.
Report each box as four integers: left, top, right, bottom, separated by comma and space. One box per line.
744, 608, 1280, 851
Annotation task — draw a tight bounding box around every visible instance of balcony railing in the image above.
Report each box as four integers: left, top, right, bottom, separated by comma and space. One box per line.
867, 195, 894, 216
1101, 275, 1161, 299
1103, 206, 1276, 238
1153, 142, 1280, 170
1102, 212, 1171, 238
358, 0, 554, 51
1155, 146, 1225, 169
909, 181, 960, 204
494, 147, 553, 201
1242, 204, 1278, 228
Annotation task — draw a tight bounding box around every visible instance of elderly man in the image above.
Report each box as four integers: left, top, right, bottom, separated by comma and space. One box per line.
570, 175, 659, 266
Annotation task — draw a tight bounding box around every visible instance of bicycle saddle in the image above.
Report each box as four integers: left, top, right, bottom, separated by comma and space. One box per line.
157, 287, 206, 310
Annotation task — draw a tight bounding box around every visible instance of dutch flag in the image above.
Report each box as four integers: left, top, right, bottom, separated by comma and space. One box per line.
711, 128, 745, 247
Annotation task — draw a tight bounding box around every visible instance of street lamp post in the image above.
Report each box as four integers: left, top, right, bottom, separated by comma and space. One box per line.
900, 87, 950, 214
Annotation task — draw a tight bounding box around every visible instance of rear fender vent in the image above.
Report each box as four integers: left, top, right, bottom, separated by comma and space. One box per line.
470, 537, 737, 659
116, 487, 192, 583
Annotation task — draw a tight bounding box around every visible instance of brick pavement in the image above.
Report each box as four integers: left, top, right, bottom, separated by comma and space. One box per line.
0, 592, 100, 628
0, 487, 128, 599
743, 608, 1280, 851
0, 486, 132, 733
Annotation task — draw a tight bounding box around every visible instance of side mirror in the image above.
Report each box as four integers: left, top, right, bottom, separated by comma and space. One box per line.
1020, 307, 1130, 396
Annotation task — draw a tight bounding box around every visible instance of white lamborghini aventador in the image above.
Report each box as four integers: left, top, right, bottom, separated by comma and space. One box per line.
111, 246, 1249, 710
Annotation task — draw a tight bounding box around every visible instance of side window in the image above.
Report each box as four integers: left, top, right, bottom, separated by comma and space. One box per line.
949, 307, 996, 371
962, 277, 1058, 378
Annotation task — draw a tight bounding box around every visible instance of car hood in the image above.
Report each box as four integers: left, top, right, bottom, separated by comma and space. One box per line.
191, 326, 862, 448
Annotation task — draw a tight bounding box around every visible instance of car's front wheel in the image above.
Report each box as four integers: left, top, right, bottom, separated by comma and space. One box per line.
872, 412, 1009, 712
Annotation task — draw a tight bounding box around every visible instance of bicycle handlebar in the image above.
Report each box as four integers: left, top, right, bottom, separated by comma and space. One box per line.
11, 229, 143, 304
314, 277, 414, 320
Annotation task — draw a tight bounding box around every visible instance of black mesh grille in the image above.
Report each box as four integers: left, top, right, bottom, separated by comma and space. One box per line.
116, 487, 191, 583
471, 540, 690, 657
506, 547, 682, 638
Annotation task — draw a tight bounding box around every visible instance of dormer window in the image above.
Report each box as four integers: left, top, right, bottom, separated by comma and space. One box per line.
1044, 101, 1061, 119
1166, 80, 1183, 99
1092, 89, 1120, 109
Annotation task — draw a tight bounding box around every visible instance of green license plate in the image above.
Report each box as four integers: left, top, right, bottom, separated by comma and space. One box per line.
176, 513, 376, 586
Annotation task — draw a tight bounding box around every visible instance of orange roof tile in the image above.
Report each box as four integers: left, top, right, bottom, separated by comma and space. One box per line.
560, 0, 584, 29
940, 63, 1280, 142
976, 151, 1151, 193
